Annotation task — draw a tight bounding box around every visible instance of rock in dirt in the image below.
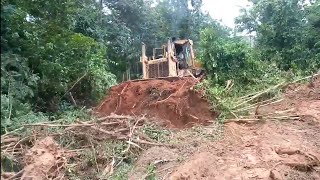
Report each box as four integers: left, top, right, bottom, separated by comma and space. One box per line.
269, 170, 283, 180
95, 77, 218, 128
20, 137, 67, 180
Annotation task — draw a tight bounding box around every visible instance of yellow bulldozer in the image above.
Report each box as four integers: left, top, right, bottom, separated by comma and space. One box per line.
140, 38, 204, 79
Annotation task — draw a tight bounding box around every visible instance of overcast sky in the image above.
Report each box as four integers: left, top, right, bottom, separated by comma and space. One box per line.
202, 0, 251, 28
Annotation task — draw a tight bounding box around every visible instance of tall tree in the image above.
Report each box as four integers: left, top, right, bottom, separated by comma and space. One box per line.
235, 0, 319, 72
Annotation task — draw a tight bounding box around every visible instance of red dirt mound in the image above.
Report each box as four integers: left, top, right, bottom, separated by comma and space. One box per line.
95, 77, 217, 128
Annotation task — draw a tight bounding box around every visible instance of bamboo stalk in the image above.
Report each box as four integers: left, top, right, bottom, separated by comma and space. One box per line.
232, 82, 285, 110
238, 82, 284, 107
233, 97, 281, 112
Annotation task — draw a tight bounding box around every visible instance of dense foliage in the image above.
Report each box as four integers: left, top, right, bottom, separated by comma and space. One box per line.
235, 0, 320, 72
0, 0, 215, 133
199, 0, 319, 87
1, 0, 319, 133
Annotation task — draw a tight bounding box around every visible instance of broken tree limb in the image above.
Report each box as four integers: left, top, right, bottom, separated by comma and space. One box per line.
233, 97, 282, 113
76, 120, 118, 136
69, 92, 77, 106
290, 73, 319, 84
76, 115, 133, 125
60, 72, 87, 101
7, 169, 24, 180
24, 123, 92, 128
256, 108, 295, 117
224, 115, 300, 123
24, 121, 125, 129
232, 82, 285, 110
1, 127, 24, 139
1, 137, 19, 144
186, 70, 200, 83
154, 80, 188, 104
115, 83, 129, 113
224, 118, 261, 124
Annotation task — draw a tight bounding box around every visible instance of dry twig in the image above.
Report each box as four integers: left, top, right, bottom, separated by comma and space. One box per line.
154, 80, 189, 104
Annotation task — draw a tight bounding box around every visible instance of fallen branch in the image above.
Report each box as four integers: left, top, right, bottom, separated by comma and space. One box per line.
76, 121, 119, 137
69, 92, 77, 106
24, 123, 92, 128
97, 115, 133, 121
1, 127, 24, 139
186, 70, 200, 83
232, 82, 285, 110
25, 120, 124, 130
154, 80, 188, 104
255, 108, 295, 117
290, 73, 319, 84
123, 117, 144, 153
268, 115, 300, 120
7, 169, 24, 180
233, 97, 281, 113
10, 136, 30, 158
224, 79, 234, 92
115, 83, 129, 113
224, 115, 300, 123
1, 137, 19, 144
224, 118, 261, 124
60, 72, 87, 100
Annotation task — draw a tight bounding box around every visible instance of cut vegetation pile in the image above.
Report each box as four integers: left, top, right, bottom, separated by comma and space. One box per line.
1, 115, 172, 179
95, 77, 218, 128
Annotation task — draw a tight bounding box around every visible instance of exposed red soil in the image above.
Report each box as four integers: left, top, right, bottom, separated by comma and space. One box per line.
95, 77, 218, 128
169, 117, 320, 180
128, 74, 320, 180
168, 75, 320, 179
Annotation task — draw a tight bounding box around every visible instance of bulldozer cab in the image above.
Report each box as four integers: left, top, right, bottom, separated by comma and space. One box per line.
173, 39, 194, 69
140, 38, 196, 79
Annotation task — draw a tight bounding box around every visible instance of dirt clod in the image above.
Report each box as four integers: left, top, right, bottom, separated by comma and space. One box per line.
95, 77, 217, 128
21, 137, 67, 180
269, 170, 283, 180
